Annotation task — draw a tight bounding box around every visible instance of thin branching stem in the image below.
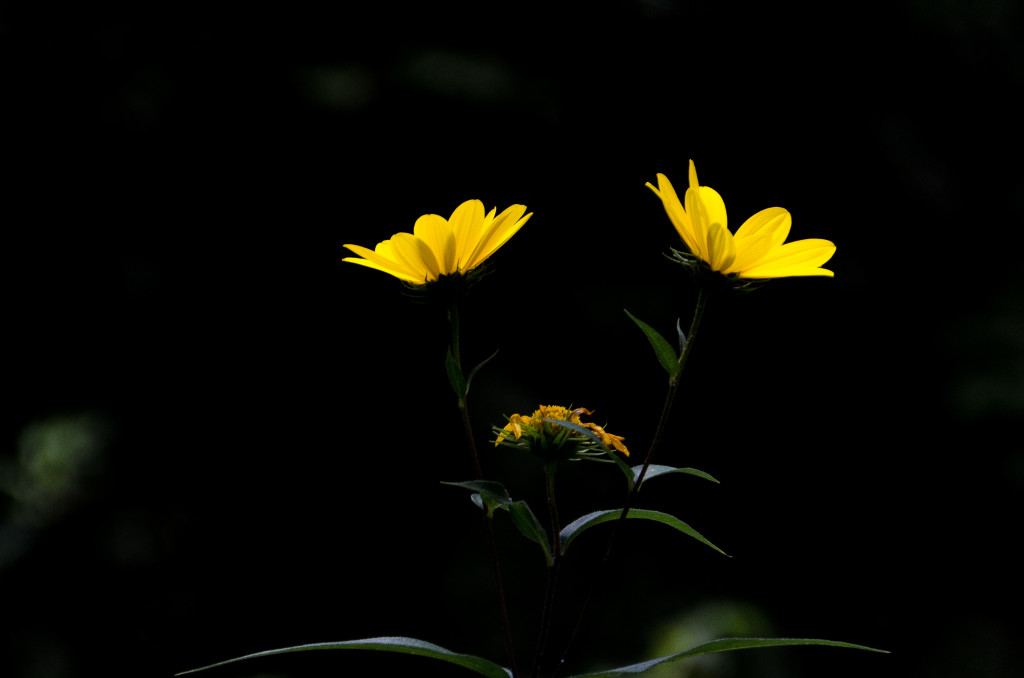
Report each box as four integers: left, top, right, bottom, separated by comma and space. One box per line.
633, 286, 708, 488
449, 296, 520, 678
552, 287, 710, 678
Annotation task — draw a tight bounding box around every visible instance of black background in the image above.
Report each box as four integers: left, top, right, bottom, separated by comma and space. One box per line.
4, 2, 1023, 677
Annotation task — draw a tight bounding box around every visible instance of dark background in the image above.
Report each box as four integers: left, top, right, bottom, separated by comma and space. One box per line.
4, 1, 1022, 677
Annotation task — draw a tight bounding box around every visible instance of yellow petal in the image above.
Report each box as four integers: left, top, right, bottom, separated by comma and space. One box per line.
463, 204, 530, 270
390, 232, 440, 281
739, 238, 836, 278
728, 208, 792, 273
448, 200, 486, 268
734, 207, 791, 247
342, 242, 422, 281
341, 255, 422, 283
698, 186, 728, 234
414, 213, 457, 275
647, 174, 702, 259
706, 221, 736, 272
727, 235, 777, 274
684, 184, 712, 263
681, 161, 728, 267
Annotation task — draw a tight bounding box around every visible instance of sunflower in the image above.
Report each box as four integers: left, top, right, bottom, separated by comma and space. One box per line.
647, 160, 835, 279
343, 199, 531, 285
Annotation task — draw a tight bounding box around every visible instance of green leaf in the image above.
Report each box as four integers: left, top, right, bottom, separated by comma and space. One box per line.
446, 348, 467, 398
465, 349, 499, 396
624, 309, 679, 378
565, 637, 887, 677
632, 464, 720, 489
176, 636, 512, 678
559, 509, 726, 556
442, 480, 512, 506
508, 500, 552, 566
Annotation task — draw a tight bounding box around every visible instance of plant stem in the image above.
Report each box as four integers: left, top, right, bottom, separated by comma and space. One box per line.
633, 286, 708, 488
484, 510, 519, 678
449, 298, 485, 479
449, 296, 519, 678
531, 463, 563, 677
552, 287, 709, 677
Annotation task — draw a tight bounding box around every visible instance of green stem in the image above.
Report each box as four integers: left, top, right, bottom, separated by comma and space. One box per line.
449, 296, 519, 678
485, 512, 519, 678
633, 286, 708, 489
545, 464, 563, 561
449, 298, 480, 475
458, 397, 485, 480
449, 291, 463, 366
552, 287, 709, 677
531, 463, 563, 677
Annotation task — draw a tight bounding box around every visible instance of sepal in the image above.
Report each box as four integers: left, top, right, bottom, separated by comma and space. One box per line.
665, 247, 768, 294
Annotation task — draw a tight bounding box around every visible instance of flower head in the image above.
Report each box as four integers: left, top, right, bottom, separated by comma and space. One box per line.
494, 405, 629, 461
647, 161, 835, 280
343, 199, 532, 286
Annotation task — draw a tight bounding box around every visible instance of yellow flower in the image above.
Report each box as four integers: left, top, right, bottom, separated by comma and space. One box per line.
495, 405, 629, 458
342, 199, 532, 285
647, 160, 835, 279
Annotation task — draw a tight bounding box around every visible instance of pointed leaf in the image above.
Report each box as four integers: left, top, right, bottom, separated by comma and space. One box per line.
676, 317, 687, 355
508, 500, 552, 566
624, 309, 679, 377
560, 509, 726, 556
176, 636, 513, 678
446, 348, 467, 398
442, 480, 512, 506
565, 637, 887, 677
632, 464, 720, 489
465, 349, 499, 396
